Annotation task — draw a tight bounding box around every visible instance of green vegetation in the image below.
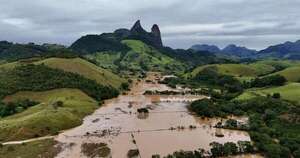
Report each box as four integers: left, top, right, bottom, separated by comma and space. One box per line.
70, 34, 130, 54
190, 64, 260, 79
0, 99, 39, 117
35, 57, 126, 89
0, 63, 120, 141
0, 139, 60, 158
188, 60, 300, 82
162, 141, 254, 158
244, 74, 287, 88
0, 88, 98, 141
237, 83, 300, 104
190, 96, 300, 158
272, 66, 300, 82
85, 51, 121, 71
121, 40, 185, 72
0, 41, 78, 62
0, 64, 118, 101
86, 40, 186, 75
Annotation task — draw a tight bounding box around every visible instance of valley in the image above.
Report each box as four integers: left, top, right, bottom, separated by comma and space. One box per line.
0, 19, 299, 158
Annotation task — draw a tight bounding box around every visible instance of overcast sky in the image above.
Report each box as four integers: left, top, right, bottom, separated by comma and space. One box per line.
0, 0, 300, 50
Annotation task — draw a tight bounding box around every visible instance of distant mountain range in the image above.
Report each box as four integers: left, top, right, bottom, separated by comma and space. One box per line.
1, 20, 300, 63
191, 40, 300, 60
257, 40, 300, 60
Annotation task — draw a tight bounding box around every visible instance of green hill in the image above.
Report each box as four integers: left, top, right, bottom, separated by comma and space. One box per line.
86, 40, 186, 74
189, 60, 300, 81
0, 57, 126, 89
0, 89, 98, 141
237, 83, 300, 104
0, 58, 122, 141
271, 66, 300, 82
35, 58, 126, 89
188, 64, 274, 79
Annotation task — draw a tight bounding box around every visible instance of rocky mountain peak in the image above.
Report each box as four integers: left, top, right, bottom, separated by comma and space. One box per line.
128, 20, 163, 48
151, 24, 161, 37
130, 20, 147, 34
151, 24, 162, 47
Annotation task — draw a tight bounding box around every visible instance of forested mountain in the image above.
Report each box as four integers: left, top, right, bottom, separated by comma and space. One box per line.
190, 44, 257, 58
70, 20, 231, 73
257, 40, 300, 60
191, 40, 300, 60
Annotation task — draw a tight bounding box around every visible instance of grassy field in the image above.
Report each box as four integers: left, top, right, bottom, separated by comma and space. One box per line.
189, 64, 261, 82
121, 40, 185, 72
0, 57, 126, 89
0, 88, 98, 141
189, 60, 300, 82
271, 66, 300, 82
236, 83, 300, 104
0, 61, 19, 70
0, 139, 60, 158
85, 51, 121, 71
35, 57, 126, 89
255, 60, 300, 68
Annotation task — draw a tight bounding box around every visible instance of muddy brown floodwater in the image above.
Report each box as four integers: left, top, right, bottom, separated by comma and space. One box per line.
55, 73, 261, 158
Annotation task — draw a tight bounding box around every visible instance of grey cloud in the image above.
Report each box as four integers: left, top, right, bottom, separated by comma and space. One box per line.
0, 0, 299, 49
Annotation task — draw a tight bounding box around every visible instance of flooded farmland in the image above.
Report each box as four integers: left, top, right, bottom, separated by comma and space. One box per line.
55, 74, 257, 158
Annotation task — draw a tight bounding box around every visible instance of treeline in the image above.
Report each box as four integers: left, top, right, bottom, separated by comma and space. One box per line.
190, 97, 300, 158
0, 99, 39, 117
0, 41, 79, 61
0, 64, 119, 101
160, 141, 254, 158
243, 74, 287, 88
193, 66, 243, 94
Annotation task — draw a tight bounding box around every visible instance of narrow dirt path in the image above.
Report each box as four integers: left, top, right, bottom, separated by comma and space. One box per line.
1, 136, 55, 145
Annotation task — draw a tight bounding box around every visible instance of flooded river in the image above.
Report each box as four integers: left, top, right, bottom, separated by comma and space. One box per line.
55, 74, 257, 158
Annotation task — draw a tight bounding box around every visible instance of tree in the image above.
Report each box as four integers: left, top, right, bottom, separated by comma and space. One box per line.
223, 142, 238, 156
210, 142, 224, 157
272, 93, 281, 99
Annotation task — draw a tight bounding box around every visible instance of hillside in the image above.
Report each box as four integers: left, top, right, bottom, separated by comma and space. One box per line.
189, 60, 300, 82
237, 83, 300, 104
35, 58, 126, 89
0, 57, 126, 89
189, 63, 274, 81
86, 40, 186, 74
272, 66, 300, 82
0, 58, 121, 141
0, 41, 77, 61
0, 89, 98, 141
0, 64, 119, 101
72, 20, 231, 73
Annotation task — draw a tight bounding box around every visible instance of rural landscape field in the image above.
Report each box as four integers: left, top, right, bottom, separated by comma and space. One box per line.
0, 0, 299, 158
